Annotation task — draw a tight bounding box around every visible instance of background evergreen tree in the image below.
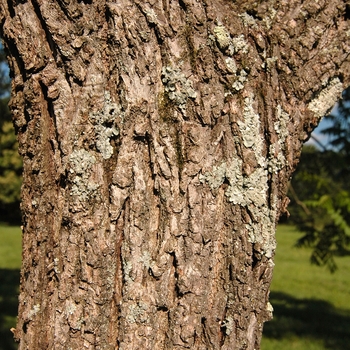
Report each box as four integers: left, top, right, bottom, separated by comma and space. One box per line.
0, 43, 22, 224
288, 87, 350, 272
322, 88, 350, 164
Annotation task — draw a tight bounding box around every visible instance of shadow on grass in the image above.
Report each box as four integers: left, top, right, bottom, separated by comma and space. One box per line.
264, 291, 350, 349
0, 268, 19, 350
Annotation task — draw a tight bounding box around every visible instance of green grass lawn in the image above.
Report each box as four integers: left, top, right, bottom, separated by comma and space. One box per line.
0, 225, 21, 269
261, 225, 350, 350
0, 224, 349, 349
0, 224, 21, 350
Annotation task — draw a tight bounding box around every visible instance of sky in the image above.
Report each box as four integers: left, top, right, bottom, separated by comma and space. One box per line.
305, 104, 338, 150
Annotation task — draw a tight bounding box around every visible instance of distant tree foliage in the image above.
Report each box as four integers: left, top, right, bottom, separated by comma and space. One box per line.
0, 45, 10, 96
322, 88, 350, 163
0, 43, 22, 224
289, 88, 350, 272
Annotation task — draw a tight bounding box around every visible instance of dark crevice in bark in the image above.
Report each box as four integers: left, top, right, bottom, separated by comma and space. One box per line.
169, 251, 183, 298
183, 25, 198, 73
104, 2, 114, 32
145, 133, 157, 183
173, 124, 185, 180
38, 81, 54, 120
134, 2, 156, 31
246, 9, 262, 21
19, 108, 31, 135
229, 262, 234, 281
133, 134, 148, 143
148, 267, 160, 280
56, 0, 78, 21
178, 0, 188, 13
157, 305, 169, 312
344, 4, 350, 20
22, 321, 29, 334
252, 249, 260, 270
38, 80, 64, 167
219, 323, 227, 347
30, 0, 58, 61
61, 65, 73, 90
153, 26, 165, 48
201, 316, 214, 350
5, 0, 15, 17
3, 36, 26, 84
202, 235, 212, 245
161, 0, 170, 21
69, 73, 86, 87
119, 197, 129, 298
266, 174, 275, 212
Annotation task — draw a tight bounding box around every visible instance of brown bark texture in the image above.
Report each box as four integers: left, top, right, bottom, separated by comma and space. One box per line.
1, 0, 350, 349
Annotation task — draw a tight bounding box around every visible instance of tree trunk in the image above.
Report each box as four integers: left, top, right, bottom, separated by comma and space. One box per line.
1, 0, 349, 348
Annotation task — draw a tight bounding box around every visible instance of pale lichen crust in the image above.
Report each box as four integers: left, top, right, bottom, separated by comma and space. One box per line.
200, 159, 275, 257
213, 25, 231, 50
199, 162, 268, 207
200, 95, 287, 257
239, 12, 258, 28
268, 105, 289, 174
212, 24, 250, 94
89, 91, 121, 159
213, 24, 249, 55
225, 57, 237, 74
308, 77, 343, 119
238, 95, 265, 166
161, 66, 197, 114
69, 149, 99, 200
232, 69, 248, 91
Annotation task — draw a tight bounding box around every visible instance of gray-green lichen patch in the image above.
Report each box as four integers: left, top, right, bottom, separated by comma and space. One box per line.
89, 91, 121, 159
69, 149, 96, 174
161, 66, 197, 114
199, 163, 226, 190
214, 25, 231, 50
238, 95, 265, 166
126, 302, 149, 324
221, 316, 234, 335
262, 7, 277, 29
268, 144, 286, 174
139, 251, 151, 270
65, 300, 77, 315
239, 12, 258, 28
232, 69, 248, 91
225, 57, 237, 74
268, 105, 289, 173
69, 149, 99, 200
27, 304, 40, 319
122, 259, 134, 283
145, 8, 157, 24
230, 35, 249, 54
245, 204, 277, 258
274, 105, 289, 142
65, 300, 84, 331
266, 301, 274, 313
225, 163, 268, 207
200, 160, 275, 257
213, 25, 249, 55
121, 240, 136, 285
200, 95, 267, 205
200, 162, 268, 207
261, 56, 278, 71
200, 94, 277, 257
308, 77, 343, 119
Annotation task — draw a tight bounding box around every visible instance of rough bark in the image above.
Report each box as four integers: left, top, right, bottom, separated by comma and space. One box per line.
1, 0, 349, 349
